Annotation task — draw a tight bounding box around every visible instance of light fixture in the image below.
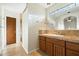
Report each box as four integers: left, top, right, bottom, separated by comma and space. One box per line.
67, 19, 72, 22
49, 3, 75, 16
67, 17, 72, 22
67, 11, 70, 13
47, 3, 51, 5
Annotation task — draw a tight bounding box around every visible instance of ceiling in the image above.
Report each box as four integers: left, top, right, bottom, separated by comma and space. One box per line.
0, 3, 73, 15
49, 3, 79, 19
0, 3, 54, 14
38, 3, 56, 8
0, 3, 26, 13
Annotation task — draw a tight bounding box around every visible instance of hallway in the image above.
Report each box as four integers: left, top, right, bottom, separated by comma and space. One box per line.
0, 43, 28, 56
0, 43, 47, 56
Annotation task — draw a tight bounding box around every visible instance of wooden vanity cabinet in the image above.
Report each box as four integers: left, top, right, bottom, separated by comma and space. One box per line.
39, 36, 46, 52
66, 41, 79, 56
46, 37, 54, 56
39, 36, 65, 56
39, 36, 79, 56
53, 39, 65, 56
46, 38, 65, 56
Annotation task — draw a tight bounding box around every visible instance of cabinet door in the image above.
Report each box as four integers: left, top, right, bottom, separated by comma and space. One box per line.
54, 45, 65, 56
39, 36, 46, 52
46, 42, 54, 56
40, 40, 46, 52
66, 49, 79, 56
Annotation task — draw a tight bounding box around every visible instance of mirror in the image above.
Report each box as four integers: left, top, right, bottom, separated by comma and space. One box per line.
47, 3, 79, 30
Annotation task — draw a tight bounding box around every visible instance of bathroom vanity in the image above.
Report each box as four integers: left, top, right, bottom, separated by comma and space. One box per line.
39, 34, 79, 56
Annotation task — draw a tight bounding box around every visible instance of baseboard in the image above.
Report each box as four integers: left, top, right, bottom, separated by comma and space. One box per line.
22, 44, 28, 54
22, 43, 39, 54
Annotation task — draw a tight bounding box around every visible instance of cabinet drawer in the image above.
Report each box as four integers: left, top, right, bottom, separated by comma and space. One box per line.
66, 49, 79, 56
66, 42, 79, 52
54, 39, 65, 47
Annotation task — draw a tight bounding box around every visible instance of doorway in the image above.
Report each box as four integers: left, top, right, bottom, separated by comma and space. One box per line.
6, 17, 16, 45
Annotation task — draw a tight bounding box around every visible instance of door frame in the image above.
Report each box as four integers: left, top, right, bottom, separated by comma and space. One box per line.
2, 15, 21, 50
6, 16, 17, 45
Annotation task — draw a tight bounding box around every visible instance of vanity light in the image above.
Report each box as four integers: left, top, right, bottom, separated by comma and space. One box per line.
67, 19, 72, 22
47, 3, 51, 5
66, 12, 72, 22
49, 3, 76, 16
67, 17, 72, 22
67, 11, 70, 13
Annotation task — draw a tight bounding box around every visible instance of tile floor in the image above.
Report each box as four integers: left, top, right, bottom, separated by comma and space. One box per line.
0, 43, 27, 56
0, 43, 47, 56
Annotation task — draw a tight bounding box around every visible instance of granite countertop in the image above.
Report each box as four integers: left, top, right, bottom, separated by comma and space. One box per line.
39, 34, 79, 43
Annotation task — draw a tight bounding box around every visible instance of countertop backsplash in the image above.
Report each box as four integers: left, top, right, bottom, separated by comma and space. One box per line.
39, 30, 79, 36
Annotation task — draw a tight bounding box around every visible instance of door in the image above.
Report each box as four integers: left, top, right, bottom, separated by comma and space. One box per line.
46, 38, 54, 56
39, 36, 46, 52
46, 42, 53, 56
6, 17, 16, 45
54, 45, 65, 56
66, 49, 79, 56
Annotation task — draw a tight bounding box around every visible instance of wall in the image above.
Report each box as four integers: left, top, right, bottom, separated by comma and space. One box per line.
28, 14, 44, 52
22, 3, 45, 53
1, 7, 21, 49
0, 6, 2, 50
47, 15, 58, 30
28, 4, 45, 53
22, 8, 28, 53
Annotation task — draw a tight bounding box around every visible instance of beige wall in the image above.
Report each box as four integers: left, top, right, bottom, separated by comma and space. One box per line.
22, 7, 28, 53
0, 6, 2, 50
22, 3, 45, 53
28, 3, 45, 53
1, 6, 20, 49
